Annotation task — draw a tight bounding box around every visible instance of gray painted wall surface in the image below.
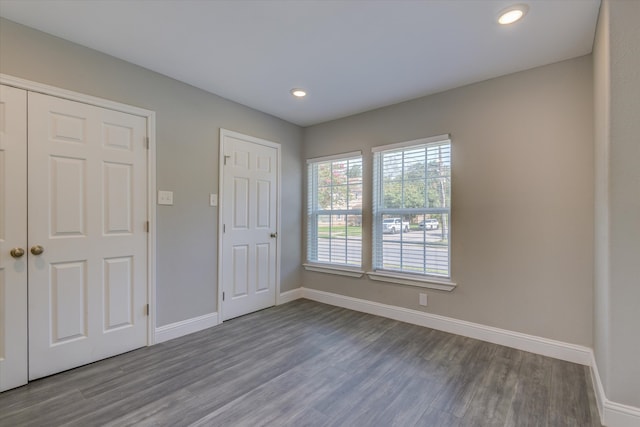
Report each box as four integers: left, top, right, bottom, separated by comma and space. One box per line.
0, 18, 303, 327
303, 56, 594, 347
593, 0, 640, 408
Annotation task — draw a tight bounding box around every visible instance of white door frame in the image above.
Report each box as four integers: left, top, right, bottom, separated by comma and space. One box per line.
217, 128, 281, 323
0, 74, 158, 345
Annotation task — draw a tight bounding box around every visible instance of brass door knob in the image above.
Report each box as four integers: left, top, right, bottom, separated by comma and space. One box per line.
10, 248, 25, 258
30, 245, 45, 256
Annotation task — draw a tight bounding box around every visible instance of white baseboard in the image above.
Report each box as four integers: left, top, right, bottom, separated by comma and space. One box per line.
301, 287, 591, 365
155, 312, 219, 344
591, 351, 607, 422
590, 352, 640, 427
278, 288, 304, 304
603, 400, 640, 427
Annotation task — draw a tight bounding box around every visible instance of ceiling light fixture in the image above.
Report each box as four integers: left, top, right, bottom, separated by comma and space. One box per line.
290, 88, 307, 98
498, 4, 529, 25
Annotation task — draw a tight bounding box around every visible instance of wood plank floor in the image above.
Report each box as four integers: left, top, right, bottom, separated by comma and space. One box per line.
0, 299, 601, 427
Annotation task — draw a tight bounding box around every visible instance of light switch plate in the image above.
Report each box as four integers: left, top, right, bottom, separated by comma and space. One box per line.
158, 190, 173, 205
210, 194, 218, 207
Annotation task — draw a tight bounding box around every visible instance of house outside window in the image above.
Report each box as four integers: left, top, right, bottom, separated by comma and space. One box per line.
372, 135, 451, 279
306, 152, 363, 268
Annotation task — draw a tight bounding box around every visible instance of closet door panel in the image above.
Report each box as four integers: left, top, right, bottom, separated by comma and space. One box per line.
27, 92, 148, 380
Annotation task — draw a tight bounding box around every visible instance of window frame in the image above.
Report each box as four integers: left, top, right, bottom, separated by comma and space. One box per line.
304, 151, 364, 277
369, 135, 456, 290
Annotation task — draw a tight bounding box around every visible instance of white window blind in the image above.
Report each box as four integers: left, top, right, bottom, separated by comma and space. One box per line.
307, 153, 363, 267
372, 136, 451, 278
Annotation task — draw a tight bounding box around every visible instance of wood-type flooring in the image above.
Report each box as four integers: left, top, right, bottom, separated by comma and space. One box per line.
0, 299, 601, 426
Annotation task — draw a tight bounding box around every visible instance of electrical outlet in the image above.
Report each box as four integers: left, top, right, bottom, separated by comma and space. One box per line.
210, 193, 218, 206
419, 293, 428, 306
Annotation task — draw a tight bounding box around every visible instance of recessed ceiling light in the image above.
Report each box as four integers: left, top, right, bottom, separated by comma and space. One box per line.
498, 4, 529, 25
290, 88, 307, 98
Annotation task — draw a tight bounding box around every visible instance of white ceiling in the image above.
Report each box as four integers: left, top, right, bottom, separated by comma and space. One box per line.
0, 0, 600, 126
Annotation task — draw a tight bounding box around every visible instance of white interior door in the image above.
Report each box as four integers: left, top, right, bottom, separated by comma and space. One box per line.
221, 130, 279, 321
0, 85, 28, 392
27, 92, 148, 380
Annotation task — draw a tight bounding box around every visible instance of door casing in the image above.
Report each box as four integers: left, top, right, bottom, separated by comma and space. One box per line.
217, 128, 282, 322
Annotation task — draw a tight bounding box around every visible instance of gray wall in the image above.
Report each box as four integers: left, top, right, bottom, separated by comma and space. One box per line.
0, 18, 303, 327
303, 56, 594, 347
593, 0, 640, 408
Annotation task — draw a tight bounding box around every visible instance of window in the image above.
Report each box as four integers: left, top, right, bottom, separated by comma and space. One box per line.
372, 135, 451, 279
306, 152, 363, 269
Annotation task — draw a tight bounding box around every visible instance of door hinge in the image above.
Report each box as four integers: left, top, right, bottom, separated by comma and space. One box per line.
144, 136, 150, 149
224, 155, 231, 165
223, 224, 226, 233
222, 292, 225, 301
145, 221, 149, 232
145, 304, 150, 316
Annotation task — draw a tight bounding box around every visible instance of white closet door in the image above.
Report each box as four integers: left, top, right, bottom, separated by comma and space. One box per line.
0, 85, 28, 392
27, 92, 148, 380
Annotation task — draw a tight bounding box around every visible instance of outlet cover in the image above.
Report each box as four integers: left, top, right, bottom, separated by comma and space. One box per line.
419, 293, 428, 306
210, 193, 218, 206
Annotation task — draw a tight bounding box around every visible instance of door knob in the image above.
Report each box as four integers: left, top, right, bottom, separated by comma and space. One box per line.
10, 248, 25, 258
270, 232, 278, 238
30, 245, 45, 255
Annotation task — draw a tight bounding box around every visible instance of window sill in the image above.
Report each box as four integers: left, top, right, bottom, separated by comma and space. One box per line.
303, 263, 365, 278
366, 271, 456, 291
